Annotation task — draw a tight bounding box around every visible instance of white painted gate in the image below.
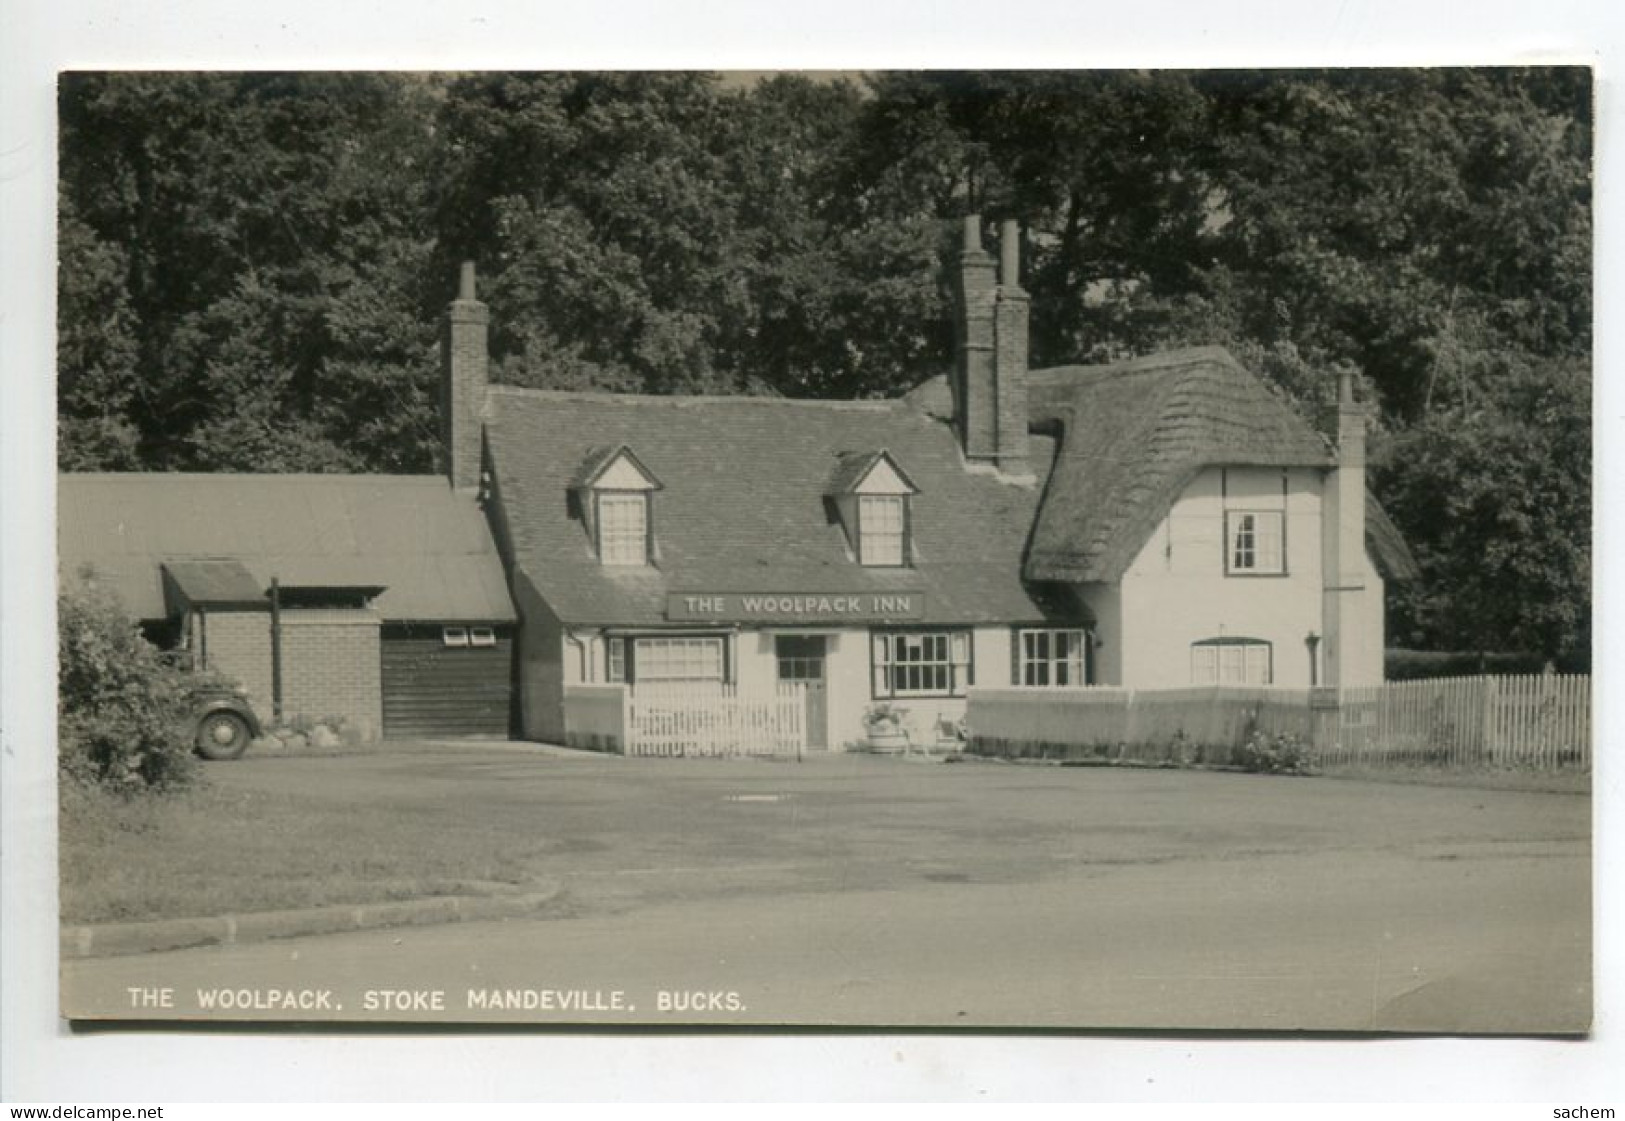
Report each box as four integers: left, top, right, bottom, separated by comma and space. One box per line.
625, 681, 807, 757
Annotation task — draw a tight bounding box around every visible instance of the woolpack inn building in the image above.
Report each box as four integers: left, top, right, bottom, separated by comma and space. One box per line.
59, 217, 1415, 750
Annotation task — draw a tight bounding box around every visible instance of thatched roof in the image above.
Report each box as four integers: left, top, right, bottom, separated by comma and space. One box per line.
1021, 347, 1337, 582
904, 345, 1416, 584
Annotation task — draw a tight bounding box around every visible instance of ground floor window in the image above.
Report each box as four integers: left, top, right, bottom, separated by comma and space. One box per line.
609, 635, 727, 683
872, 630, 971, 697
1191, 638, 1272, 685
1017, 628, 1090, 687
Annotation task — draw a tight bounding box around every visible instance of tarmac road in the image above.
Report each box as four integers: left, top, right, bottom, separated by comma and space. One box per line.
63, 833, 1589, 1033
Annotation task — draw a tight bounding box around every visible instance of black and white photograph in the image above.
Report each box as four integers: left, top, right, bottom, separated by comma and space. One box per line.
2, 0, 1618, 1104
44, 65, 1593, 1033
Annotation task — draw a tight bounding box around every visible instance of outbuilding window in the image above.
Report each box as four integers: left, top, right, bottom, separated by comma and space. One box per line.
872, 630, 971, 697
1191, 638, 1272, 685
1016, 628, 1089, 687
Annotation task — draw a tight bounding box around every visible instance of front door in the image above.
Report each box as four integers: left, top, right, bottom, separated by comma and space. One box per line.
775, 635, 828, 749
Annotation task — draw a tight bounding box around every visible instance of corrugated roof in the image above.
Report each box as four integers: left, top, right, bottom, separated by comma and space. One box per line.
485, 387, 1061, 626
59, 474, 515, 623
162, 558, 265, 609
905, 346, 1414, 584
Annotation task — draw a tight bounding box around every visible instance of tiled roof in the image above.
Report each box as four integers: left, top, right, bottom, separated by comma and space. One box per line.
823, 450, 918, 496
904, 345, 1415, 584
59, 473, 516, 623
484, 387, 1061, 626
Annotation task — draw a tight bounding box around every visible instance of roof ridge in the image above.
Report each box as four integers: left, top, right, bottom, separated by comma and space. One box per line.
486, 385, 904, 412
1029, 345, 1248, 385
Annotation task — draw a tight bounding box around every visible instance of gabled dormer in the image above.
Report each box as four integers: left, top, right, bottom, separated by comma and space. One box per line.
826, 450, 920, 567
570, 445, 663, 566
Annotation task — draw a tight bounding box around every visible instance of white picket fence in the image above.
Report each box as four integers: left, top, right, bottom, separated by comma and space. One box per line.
624, 681, 807, 758
1317, 674, 1591, 770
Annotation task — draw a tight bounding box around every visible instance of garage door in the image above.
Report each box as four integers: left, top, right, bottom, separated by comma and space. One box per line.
381, 623, 512, 738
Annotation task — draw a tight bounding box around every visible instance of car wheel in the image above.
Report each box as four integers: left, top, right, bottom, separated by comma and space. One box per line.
195, 711, 252, 760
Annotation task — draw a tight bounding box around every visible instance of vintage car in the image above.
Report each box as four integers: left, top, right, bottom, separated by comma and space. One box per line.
190, 685, 261, 761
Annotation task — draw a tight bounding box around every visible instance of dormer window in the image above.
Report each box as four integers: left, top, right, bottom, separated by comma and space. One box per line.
570, 445, 663, 568
826, 450, 919, 569
858, 495, 906, 565
597, 492, 648, 566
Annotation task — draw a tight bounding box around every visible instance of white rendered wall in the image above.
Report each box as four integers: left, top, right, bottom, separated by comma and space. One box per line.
1116, 466, 1327, 689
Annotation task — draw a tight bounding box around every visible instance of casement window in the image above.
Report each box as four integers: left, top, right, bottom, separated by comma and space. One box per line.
1016, 628, 1089, 687
872, 630, 971, 697
1226, 510, 1285, 575
1190, 638, 1273, 686
620, 636, 726, 683
607, 637, 627, 683
857, 494, 908, 566
596, 492, 649, 566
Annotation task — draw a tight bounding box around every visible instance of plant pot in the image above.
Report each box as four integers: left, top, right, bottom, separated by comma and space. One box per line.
865, 726, 909, 753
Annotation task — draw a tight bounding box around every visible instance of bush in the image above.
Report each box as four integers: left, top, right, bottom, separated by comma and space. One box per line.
1384, 648, 1567, 680
58, 580, 198, 792
1232, 730, 1311, 775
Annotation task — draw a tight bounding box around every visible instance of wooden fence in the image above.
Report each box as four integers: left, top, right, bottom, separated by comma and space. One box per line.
624, 681, 807, 758
967, 675, 1591, 771
1316, 674, 1590, 770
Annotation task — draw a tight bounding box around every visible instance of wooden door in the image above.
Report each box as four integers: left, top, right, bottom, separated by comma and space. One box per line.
775, 635, 828, 749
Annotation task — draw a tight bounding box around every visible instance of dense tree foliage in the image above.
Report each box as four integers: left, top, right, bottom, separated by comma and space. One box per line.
57, 68, 1592, 663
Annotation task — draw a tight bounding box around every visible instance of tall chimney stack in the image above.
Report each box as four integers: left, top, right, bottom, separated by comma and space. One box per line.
442, 261, 489, 491
1320, 369, 1370, 689
992, 219, 1031, 478
953, 216, 1032, 479
954, 215, 998, 463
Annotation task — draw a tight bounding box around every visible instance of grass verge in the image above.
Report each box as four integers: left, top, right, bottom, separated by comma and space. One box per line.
59, 777, 554, 925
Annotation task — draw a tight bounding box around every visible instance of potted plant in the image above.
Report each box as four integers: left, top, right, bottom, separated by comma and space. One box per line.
862, 702, 911, 753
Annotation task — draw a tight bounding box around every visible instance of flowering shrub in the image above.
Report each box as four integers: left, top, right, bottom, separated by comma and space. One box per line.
58, 581, 198, 792
1232, 730, 1311, 775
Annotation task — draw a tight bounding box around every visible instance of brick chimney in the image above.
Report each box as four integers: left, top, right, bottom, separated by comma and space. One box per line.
954, 215, 998, 463
442, 261, 489, 491
992, 218, 1031, 478
953, 216, 1030, 479
1320, 369, 1370, 688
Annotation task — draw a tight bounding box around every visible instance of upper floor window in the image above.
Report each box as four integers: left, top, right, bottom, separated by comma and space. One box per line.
1016, 628, 1089, 687
1226, 510, 1284, 575
572, 445, 662, 568
827, 450, 918, 568
597, 492, 649, 566
858, 495, 907, 566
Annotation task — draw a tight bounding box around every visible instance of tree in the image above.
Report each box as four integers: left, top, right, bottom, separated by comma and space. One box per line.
1377, 354, 1590, 662
58, 72, 443, 471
